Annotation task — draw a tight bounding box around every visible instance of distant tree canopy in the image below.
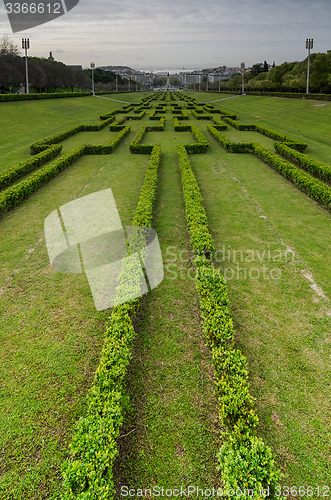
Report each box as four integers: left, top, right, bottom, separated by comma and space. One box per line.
0, 35, 128, 93
218, 52, 330, 93
84, 68, 124, 86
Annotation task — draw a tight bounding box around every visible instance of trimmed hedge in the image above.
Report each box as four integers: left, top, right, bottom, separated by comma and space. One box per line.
220, 117, 308, 151
191, 110, 212, 120
83, 126, 131, 155
125, 110, 146, 120
255, 125, 307, 151
253, 144, 331, 209
173, 117, 191, 131
0, 147, 85, 216
221, 116, 256, 131
0, 145, 62, 190
61, 145, 161, 500
0, 127, 130, 217
208, 125, 255, 153
184, 126, 209, 154
129, 119, 164, 154
30, 117, 115, 154
274, 141, 331, 184
177, 145, 214, 256
0, 92, 91, 102
177, 146, 284, 498
211, 117, 228, 131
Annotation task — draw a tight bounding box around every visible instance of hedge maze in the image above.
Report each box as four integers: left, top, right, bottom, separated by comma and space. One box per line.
1, 91, 330, 499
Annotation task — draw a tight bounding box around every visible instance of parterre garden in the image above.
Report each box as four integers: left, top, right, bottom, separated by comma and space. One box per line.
0, 92, 330, 499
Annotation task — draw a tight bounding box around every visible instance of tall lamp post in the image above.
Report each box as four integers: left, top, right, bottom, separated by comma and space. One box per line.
306, 38, 313, 94
90, 62, 95, 95
22, 38, 30, 94
241, 62, 245, 95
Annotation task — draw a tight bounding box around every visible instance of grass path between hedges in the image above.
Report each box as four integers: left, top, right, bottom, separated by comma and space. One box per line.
0, 94, 149, 499
188, 110, 330, 490
0, 93, 330, 497
113, 110, 223, 494
113, 96, 330, 494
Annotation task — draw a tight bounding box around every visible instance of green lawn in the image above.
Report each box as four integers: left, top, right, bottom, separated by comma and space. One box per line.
0, 92, 330, 499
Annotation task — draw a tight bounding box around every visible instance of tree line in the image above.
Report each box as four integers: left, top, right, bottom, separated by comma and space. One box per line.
0, 36, 126, 93
193, 52, 331, 94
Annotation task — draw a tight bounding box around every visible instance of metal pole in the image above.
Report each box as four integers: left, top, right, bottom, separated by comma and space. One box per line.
306, 38, 313, 94
219, 76, 221, 92
128, 76, 130, 92
90, 63, 95, 95
116, 73, 118, 92
241, 62, 245, 95
22, 38, 29, 94
206, 77, 208, 92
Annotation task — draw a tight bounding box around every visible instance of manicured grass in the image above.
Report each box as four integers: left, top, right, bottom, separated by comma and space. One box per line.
0, 96, 148, 498
0, 93, 143, 172
113, 146, 223, 493
0, 92, 330, 498
188, 104, 330, 488
205, 93, 331, 164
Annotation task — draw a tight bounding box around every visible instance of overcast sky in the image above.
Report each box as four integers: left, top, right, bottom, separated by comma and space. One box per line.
0, 0, 330, 71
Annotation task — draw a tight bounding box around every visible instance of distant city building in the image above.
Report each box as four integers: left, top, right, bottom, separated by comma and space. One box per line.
48, 51, 54, 61
184, 73, 203, 84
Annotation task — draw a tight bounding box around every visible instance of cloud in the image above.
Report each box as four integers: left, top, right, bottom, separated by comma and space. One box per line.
0, 0, 330, 69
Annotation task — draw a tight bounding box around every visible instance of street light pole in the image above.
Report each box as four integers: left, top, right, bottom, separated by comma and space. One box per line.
116, 73, 118, 92
90, 62, 95, 95
22, 38, 30, 94
241, 62, 245, 95
306, 38, 313, 94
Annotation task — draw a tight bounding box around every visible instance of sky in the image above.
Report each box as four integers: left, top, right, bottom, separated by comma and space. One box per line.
0, 0, 330, 71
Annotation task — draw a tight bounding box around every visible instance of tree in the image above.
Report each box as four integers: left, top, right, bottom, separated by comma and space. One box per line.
263, 61, 269, 72
250, 63, 264, 77
0, 35, 19, 56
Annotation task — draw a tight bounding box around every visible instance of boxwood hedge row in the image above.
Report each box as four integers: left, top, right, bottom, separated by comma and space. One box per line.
177, 145, 284, 499
0, 144, 62, 190
0, 92, 91, 102
274, 141, 331, 184
0, 127, 130, 217
253, 144, 331, 209
61, 145, 161, 499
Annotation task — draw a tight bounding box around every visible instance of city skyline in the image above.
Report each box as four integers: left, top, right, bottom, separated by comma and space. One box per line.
0, 0, 330, 70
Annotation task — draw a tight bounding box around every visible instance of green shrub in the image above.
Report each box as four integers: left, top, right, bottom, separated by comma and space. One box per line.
30, 118, 115, 154
177, 143, 283, 495
218, 433, 284, 500
184, 126, 209, 153
129, 120, 164, 154
253, 144, 331, 209
208, 125, 255, 153
177, 145, 214, 256
0, 92, 91, 102
61, 144, 161, 500
0, 147, 85, 216
274, 142, 331, 184
0, 145, 62, 190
